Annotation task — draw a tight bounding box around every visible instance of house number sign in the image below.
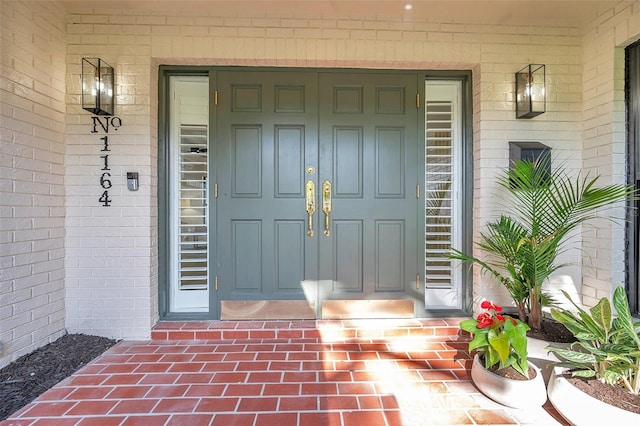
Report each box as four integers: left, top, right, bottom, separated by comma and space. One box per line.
90, 116, 122, 206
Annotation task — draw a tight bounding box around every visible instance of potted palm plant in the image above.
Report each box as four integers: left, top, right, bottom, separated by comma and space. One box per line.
450, 155, 635, 331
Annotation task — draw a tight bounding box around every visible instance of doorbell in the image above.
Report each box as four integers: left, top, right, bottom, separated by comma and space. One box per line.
127, 172, 139, 191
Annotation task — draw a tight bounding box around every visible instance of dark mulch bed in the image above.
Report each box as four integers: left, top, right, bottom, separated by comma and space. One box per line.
0, 334, 117, 421
526, 317, 577, 343
564, 373, 640, 414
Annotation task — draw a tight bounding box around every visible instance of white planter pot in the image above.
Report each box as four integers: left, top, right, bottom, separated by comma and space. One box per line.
471, 353, 547, 409
547, 366, 640, 425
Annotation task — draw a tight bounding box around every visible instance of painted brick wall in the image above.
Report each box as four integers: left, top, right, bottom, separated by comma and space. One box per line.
64, 29, 156, 340
62, 2, 590, 325
580, 1, 640, 306
2, 2, 637, 352
0, 1, 67, 368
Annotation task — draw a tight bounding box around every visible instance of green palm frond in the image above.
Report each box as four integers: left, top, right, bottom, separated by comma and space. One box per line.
451, 154, 637, 329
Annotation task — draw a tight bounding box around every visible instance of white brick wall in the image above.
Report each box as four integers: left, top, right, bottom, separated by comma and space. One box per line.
64, 6, 156, 340
63, 3, 590, 320
64, 2, 637, 323
581, 1, 640, 307
1, 2, 638, 356
0, 0, 67, 368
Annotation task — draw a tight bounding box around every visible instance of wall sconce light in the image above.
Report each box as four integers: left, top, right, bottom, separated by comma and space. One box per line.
82, 58, 114, 115
515, 64, 545, 119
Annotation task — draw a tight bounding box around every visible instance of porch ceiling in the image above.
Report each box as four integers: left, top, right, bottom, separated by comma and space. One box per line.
62, 0, 620, 26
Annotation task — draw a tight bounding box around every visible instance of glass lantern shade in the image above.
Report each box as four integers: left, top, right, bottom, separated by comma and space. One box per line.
515, 64, 545, 119
82, 58, 114, 115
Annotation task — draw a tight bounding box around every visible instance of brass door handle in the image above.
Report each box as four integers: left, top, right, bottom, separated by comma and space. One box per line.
305, 180, 315, 237
322, 180, 332, 236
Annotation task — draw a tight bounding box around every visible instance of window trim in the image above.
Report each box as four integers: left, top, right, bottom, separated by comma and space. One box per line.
625, 40, 640, 314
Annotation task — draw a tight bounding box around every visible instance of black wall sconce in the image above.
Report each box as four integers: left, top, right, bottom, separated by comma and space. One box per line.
82, 58, 114, 115
515, 64, 545, 119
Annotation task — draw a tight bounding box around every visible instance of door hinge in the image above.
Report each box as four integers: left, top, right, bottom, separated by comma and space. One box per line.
416, 93, 420, 109
214, 90, 219, 106
214, 183, 218, 198
416, 274, 420, 290
416, 184, 420, 199
215, 276, 218, 291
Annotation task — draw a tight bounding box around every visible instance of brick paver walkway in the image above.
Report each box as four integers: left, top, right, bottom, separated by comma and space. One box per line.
2, 319, 566, 425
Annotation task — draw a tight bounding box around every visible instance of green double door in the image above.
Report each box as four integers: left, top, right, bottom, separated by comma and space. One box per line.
214, 70, 422, 319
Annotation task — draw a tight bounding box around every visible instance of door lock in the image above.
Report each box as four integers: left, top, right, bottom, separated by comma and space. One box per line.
322, 180, 332, 236
305, 180, 316, 237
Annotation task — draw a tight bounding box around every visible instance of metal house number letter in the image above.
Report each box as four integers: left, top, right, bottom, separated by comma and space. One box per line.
91, 116, 122, 206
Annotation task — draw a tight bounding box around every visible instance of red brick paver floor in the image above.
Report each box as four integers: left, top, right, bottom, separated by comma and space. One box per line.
2, 319, 566, 426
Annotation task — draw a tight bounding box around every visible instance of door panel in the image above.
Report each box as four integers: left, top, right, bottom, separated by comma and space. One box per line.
215, 70, 420, 318
232, 220, 261, 290
318, 73, 420, 311
216, 71, 318, 308
333, 220, 363, 292
376, 128, 405, 197
275, 126, 305, 197
231, 126, 261, 197
376, 220, 405, 291
333, 127, 363, 197
275, 221, 305, 289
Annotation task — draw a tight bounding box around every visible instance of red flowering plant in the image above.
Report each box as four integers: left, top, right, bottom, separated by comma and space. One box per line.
459, 300, 531, 378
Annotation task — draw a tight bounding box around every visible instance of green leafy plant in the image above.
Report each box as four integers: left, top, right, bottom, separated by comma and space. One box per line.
460, 300, 531, 378
450, 156, 635, 331
547, 287, 640, 395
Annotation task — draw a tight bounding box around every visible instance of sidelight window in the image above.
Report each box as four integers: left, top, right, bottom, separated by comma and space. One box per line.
169, 76, 210, 312
424, 81, 463, 309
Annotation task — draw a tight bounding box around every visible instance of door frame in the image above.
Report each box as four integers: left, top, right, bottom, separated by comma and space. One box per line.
424, 71, 474, 316
157, 66, 474, 320
626, 41, 640, 314
158, 66, 217, 321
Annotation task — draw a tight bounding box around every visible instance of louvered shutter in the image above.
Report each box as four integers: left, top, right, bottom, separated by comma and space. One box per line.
170, 76, 209, 312
424, 81, 462, 309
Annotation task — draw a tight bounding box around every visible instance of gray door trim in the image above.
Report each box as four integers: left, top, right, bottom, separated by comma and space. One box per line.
626, 41, 640, 314
424, 71, 474, 317
158, 66, 216, 321
158, 66, 474, 320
